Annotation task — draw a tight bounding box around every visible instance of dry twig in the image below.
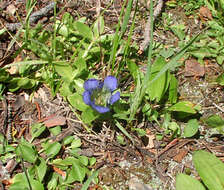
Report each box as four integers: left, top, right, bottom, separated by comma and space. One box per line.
5, 2, 56, 31
139, 0, 163, 51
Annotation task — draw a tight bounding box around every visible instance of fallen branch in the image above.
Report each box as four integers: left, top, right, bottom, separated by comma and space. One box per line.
5, 2, 56, 31
139, 0, 163, 51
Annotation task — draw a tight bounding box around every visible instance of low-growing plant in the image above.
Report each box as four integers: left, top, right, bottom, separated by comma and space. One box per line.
176, 150, 224, 190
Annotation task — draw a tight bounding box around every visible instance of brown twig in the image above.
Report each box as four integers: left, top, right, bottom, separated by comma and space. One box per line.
139, 0, 163, 51
5, 2, 56, 31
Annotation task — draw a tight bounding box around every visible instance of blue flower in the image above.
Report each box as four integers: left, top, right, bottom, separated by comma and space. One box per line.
82, 76, 120, 113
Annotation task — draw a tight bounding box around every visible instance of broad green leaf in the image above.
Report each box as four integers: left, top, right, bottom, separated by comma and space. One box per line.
81, 107, 99, 124
53, 157, 75, 167
89, 157, 96, 166
116, 135, 126, 145
216, 73, 224, 86
35, 157, 47, 182
56, 20, 69, 37
54, 62, 74, 83
168, 101, 197, 114
159, 48, 175, 59
63, 136, 74, 145
205, 115, 224, 128
49, 126, 61, 136
70, 138, 82, 149
68, 93, 88, 111
217, 56, 224, 65
183, 119, 199, 138
170, 24, 186, 40
127, 60, 140, 82
74, 57, 86, 73
30, 123, 46, 142
131, 128, 146, 137
66, 161, 87, 183
0, 69, 10, 82
8, 78, 36, 92
45, 142, 61, 158
59, 81, 74, 97
193, 150, 224, 190
47, 172, 58, 190
74, 22, 93, 40
176, 173, 205, 190
78, 155, 88, 166
146, 57, 171, 102
168, 74, 178, 103
16, 143, 37, 163
10, 173, 44, 190
72, 161, 87, 183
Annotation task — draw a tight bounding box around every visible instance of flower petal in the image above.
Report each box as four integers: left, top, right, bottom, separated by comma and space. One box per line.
84, 79, 100, 91
103, 76, 118, 92
109, 91, 120, 105
82, 91, 92, 105
91, 104, 110, 113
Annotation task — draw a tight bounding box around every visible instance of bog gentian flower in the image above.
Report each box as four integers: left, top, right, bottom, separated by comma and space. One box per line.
82, 76, 120, 113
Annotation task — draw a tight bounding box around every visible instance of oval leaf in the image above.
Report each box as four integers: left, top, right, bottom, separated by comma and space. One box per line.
183, 119, 199, 138
45, 142, 61, 158
193, 150, 224, 190
176, 173, 206, 190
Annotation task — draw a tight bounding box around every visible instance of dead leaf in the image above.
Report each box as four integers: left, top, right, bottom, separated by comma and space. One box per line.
184, 59, 205, 77
199, 6, 212, 21
6, 4, 17, 16
146, 134, 155, 149
173, 149, 188, 163
43, 115, 66, 128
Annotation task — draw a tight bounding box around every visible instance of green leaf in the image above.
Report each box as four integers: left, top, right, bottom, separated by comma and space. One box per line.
10, 173, 44, 190
183, 119, 199, 138
127, 60, 140, 82
30, 123, 46, 142
168, 74, 178, 103
47, 172, 58, 190
116, 135, 126, 145
74, 22, 93, 40
74, 57, 87, 73
78, 155, 88, 166
49, 126, 61, 136
176, 173, 206, 190
170, 24, 186, 40
193, 150, 224, 190
146, 57, 171, 102
168, 101, 197, 114
66, 161, 87, 183
217, 56, 224, 65
63, 136, 74, 145
205, 115, 224, 128
8, 78, 37, 92
81, 170, 99, 190
216, 73, 224, 86
16, 143, 37, 163
35, 157, 47, 182
81, 107, 99, 124
70, 138, 82, 149
54, 62, 74, 83
89, 157, 96, 166
44, 142, 61, 158
68, 93, 88, 111
59, 81, 74, 97
0, 69, 10, 82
